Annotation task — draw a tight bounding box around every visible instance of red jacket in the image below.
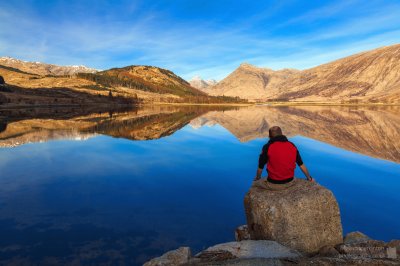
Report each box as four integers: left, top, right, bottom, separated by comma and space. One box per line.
258, 135, 303, 183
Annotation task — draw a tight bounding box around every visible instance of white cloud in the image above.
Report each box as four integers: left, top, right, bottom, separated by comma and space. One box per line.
1, 0, 400, 80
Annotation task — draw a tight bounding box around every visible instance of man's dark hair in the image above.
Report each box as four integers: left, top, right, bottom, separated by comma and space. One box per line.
269, 126, 283, 138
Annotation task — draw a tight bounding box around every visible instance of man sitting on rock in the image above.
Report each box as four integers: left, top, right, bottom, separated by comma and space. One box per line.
254, 126, 314, 190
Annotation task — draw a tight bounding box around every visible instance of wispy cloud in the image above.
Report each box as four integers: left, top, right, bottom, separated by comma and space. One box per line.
0, 0, 399, 80
280, 0, 360, 26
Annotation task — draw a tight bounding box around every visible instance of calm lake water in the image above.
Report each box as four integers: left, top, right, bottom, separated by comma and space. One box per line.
0, 105, 399, 265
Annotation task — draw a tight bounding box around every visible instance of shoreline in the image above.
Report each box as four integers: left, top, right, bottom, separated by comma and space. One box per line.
144, 179, 400, 265
1, 101, 400, 109
257, 101, 400, 107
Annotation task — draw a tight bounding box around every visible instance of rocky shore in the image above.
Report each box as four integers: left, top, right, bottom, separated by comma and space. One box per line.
144, 179, 399, 266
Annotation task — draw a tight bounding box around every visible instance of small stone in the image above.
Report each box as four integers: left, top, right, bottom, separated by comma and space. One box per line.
143, 247, 191, 266
387, 247, 397, 259
235, 225, 250, 241
343, 231, 370, 244
318, 245, 339, 257
387, 240, 400, 257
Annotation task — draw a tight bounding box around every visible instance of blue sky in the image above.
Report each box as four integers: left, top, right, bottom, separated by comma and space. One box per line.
1, 0, 400, 80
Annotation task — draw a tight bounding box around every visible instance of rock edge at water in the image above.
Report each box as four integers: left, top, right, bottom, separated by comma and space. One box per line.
144, 179, 398, 265
144, 231, 399, 266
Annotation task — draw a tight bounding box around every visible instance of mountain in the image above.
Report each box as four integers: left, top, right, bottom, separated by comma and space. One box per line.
0, 65, 137, 106
0, 60, 244, 106
0, 57, 202, 99
189, 76, 217, 91
0, 57, 97, 76
91, 65, 207, 97
209, 44, 400, 103
209, 63, 298, 100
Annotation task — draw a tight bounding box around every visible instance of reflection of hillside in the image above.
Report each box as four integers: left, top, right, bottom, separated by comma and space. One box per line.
89, 110, 209, 140
191, 106, 400, 163
3, 105, 398, 163
0, 105, 233, 147
0, 106, 123, 147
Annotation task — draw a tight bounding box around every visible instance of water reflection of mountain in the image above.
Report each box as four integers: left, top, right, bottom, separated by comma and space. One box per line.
0, 105, 234, 147
191, 106, 400, 163
89, 110, 210, 140
2, 105, 399, 163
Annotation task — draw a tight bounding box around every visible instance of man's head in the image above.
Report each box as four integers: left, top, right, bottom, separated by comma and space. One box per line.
269, 126, 283, 138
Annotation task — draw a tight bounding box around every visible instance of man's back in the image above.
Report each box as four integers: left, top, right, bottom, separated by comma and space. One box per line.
259, 135, 302, 183
255, 126, 313, 184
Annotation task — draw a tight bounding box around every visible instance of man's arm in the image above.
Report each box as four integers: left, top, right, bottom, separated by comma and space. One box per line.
255, 168, 263, 181
296, 150, 314, 182
255, 145, 268, 180
299, 164, 314, 182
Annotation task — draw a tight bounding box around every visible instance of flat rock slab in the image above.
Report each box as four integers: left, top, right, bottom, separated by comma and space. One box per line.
196, 240, 300, 260
244, 179, 343, 254
186, 258, 284, 266
186, 257, 400, 266
144, 247, 191, 266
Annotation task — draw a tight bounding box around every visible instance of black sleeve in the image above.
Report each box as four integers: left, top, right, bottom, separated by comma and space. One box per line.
258, 144, 269, 169
296, 150, 304, 166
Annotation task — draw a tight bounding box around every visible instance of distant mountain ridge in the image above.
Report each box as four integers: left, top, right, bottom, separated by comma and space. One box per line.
96, 65, 206, 97
0, 57, 206, 97
209, 63, 299, 100
189, 76, 217, 91
0, 56, 98, 76
209, 44, 400, 103
2, 44, 400, 104
0, 58, 245, 106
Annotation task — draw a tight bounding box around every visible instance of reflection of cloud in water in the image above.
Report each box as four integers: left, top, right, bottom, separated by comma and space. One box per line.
181, 124, 241, 144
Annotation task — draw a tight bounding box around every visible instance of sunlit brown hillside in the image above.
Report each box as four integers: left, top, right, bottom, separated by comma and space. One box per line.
77, 65, 207, 98
209, 44, 400, 103
0, 61, 245, 107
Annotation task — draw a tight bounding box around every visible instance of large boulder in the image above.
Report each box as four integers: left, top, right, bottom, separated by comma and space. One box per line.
244, 179, 343, 254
